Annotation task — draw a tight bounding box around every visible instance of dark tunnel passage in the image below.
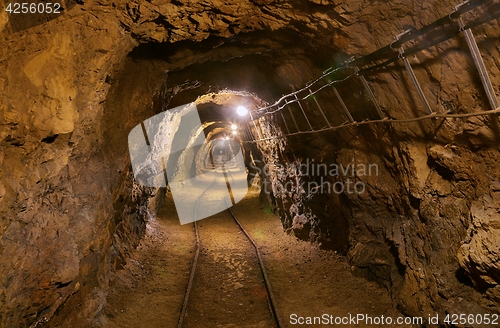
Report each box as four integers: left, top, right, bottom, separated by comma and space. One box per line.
102, 28, 355, 247
1, 1, 500, 327
84, 20, 500, 325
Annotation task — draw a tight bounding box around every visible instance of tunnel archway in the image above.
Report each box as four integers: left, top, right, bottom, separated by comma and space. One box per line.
90, 14, 500, 324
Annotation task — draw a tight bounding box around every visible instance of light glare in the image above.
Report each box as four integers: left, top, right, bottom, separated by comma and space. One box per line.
231, 124, 237, 130
236, 106, 248, 116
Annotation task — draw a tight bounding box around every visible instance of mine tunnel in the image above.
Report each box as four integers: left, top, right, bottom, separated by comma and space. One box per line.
1, 0, 500, 327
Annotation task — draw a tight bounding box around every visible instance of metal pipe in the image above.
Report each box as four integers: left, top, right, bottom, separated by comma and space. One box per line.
280, 111, 291, 134
332, 86, 355, 122
294, 94, 314, 130
246, 124, 255, 141
399, 49, 433, 114
308, 88, 332, 127
247, 125, 254, 141
287, 106, 300, 132
246, 126, 253, 141
458, 17, 499, 110
355, 67, 386, 119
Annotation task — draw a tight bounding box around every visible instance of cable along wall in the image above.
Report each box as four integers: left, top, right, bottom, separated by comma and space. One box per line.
247, 0, 500, 143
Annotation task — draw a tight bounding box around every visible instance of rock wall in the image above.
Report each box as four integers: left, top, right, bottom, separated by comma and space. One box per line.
254, 0, 500, 319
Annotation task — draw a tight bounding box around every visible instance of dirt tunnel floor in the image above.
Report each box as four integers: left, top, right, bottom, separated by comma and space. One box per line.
103, 190, 409, 328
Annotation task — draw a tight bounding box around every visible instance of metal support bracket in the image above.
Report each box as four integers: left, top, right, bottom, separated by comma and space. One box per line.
245, 124, 255, 141
332, 86, 355, 122
458, 17, 499, 110
287, 105, 301, 132
398, 48, 433, 114
294, 94, 314, 131
308, 88, 332, 127
279, 111, 291, 134
355, 67, 386, 119
246, 125, 254, 141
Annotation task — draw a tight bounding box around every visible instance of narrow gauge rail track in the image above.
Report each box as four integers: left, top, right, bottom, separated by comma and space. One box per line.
177, 164, 282, 328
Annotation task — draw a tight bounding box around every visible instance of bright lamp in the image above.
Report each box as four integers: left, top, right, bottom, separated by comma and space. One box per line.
236, 106, 248, 116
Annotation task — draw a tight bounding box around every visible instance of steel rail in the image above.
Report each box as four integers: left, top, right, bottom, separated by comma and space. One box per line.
226, 205, 283, 328
177, 176, 217, 328
223, 169, 283, 328
178, 165, 283, 328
